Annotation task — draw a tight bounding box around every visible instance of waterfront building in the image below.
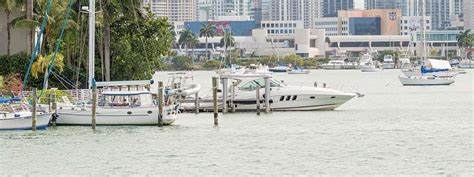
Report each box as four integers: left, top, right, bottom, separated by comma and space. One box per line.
258, 21, 304, 36
399, 16, 431, 35
142, 0, 197, 23
314, 9, 401, 36
465, 0, 473, 30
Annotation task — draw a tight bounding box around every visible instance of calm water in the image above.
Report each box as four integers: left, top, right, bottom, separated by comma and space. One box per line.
1, 70, 473, 175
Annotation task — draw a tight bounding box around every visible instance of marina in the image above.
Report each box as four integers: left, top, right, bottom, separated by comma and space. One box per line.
0, 69, 472, 175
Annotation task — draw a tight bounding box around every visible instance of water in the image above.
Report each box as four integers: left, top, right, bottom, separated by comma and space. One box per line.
1, 70, 473, 175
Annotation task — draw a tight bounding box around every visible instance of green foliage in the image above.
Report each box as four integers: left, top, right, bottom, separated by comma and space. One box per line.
170, 56, 193, 71
303, 58, 318, 67
259, 55, 278, 66
220, 32, 235, 48
111, 11, 173, 80
282, 55, 304, 66
36, 89, 75, 103
203, 60, 221, 70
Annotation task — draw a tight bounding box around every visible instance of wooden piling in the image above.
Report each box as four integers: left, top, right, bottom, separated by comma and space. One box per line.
256, 85, 261, 116
158, 81, 164, 127
222, 78, 228, 113
212, 77, 218, 126
323, 83, 326, 88
264, 77, 271, 113
31, 88, 37, 131
194, 93, 199, 114
51, 94, 57, 128
47, 93, 51, 113
91, 85, 97, 130
230, 83, 235, 113
314, 82, 318, 87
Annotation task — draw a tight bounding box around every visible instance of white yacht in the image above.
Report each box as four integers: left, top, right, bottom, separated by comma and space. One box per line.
398, 76, 455, 86
0, 98, 51, 130
383, 55, 395, 69
360, 53, 382, 72
182, 75, 360, 111
57, 90, 178, 126
321, 56, 347, 70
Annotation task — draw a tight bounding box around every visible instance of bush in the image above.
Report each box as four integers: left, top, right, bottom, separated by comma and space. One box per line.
170, 56, 193, 70
203, 60, 221, 70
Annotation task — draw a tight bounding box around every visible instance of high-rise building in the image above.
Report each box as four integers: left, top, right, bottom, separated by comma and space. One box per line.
323, 0, 364, 17
198, 0, 255, 21
268, 0, 322, 28
465, 0, 473, 30
142, 0, 197, 23
425, 0, 452, 30
364, 0, 409, 16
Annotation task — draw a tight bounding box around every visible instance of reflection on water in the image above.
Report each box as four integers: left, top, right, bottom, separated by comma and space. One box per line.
1, 70, 472, 175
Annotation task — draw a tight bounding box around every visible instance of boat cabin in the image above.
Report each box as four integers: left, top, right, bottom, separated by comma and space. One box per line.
238, 78, 285, 91
99, 91, 154, 108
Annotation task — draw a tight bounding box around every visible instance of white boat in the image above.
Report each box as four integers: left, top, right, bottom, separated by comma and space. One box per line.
0, 98, 51, 130
459, 59, 474, 68
244, 64, 271, 74
288, 68, 310, 74
360, 53, 382, 72
57, 91, 178, 126
321, 60, 346, 70
398, 76, 455, 86
383, 55, 395, 69
402, 59, 458, 78
269, 65, 290, 73
182, 74, 360, 111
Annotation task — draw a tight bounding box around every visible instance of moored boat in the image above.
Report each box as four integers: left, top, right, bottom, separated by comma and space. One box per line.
0, 98, 51, 130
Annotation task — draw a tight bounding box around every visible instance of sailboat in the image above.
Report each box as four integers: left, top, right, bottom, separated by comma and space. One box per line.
398, 0, 455, 86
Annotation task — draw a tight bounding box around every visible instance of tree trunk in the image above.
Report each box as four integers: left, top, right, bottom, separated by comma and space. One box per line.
104, 18, 111, 81
206, 37, 209, 60
98, 33, 104, 81
6, 11, 11, 56
26, 0, 34, 55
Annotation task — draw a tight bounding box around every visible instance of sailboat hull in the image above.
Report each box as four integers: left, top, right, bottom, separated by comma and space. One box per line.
398, 76, 455, 86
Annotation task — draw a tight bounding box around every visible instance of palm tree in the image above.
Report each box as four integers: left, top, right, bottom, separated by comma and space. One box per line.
189, 35, 199, 62
199, 22, 216, 60
0, 0, 24, 55
456, 29, 473, 58
30, 53, 64, 89
179, 28, 194, 56
220, 32, 235, 64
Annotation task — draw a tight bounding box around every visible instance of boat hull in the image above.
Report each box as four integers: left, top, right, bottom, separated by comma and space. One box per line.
269, 69, 288, 73
0, 113, 51, 130
398, 76, 455, 86
383, 63, 395, 69
402, 70, 458, 78
361, 66, 382, 72
57, 106, 177, 126
288, 70, 310, 74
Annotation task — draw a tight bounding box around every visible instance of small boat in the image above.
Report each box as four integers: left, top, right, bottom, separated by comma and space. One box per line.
459, 59, 474, 68
402, 59, 458, 78
269, 65, 289, 73
359, 53, 382, 72
383, 55, 395, 69
288, 67, 310, 74
244, 64, 271, 74
0, 98, 51, 130
398, 75, 455, 86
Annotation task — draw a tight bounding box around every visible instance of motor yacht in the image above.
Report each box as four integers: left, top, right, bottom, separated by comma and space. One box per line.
383, 55, 395, 69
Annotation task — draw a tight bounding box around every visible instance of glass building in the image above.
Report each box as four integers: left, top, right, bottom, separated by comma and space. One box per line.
184, 21, 256, 36
349, 17, 381, 35
323, 0, 355, 17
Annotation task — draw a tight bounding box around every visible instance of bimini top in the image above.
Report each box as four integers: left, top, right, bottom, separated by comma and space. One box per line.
101, 91, 151, 96
0, 98, 22, 103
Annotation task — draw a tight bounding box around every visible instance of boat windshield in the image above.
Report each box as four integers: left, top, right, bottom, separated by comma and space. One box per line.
239, 78, 284, 91
99, 93, 153, 107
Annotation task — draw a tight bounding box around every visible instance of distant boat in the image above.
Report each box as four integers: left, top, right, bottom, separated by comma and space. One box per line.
383, 55, 395, 69
269, 65, 290, 73
288, 67, 310, 74
459, 59, 474, 68
0, 98, 51, 130
398, 75, 455, 86
402, 59, 458, 78
360, 53, 382, 72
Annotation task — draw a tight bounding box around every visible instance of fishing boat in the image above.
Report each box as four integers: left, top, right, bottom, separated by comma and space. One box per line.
0, 98, 51, 130
360, 53, 382, 72
383, 55, 395, 69
182, 74, 361, 111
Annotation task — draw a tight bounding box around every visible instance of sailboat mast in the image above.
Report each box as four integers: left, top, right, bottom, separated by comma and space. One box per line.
420, 0, 426, 61
88, 0, 95, 89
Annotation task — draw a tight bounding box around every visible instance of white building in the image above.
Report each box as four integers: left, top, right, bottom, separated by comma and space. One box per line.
399, 16, 431, 35
259, 21, 304, 36
268, 0, 323, 29
465, 0, 473, 30
143, 0, 197, 23
198, 0, 255, 21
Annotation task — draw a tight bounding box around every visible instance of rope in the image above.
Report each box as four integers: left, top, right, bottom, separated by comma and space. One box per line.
22, 0, 53, 91
39, 0, 75, 98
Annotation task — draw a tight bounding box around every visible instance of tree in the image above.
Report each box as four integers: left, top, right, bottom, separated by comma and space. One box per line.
220, 32, 234, 64
199, 22, 216, 60
178, 28, 194, 56
30, 53, 64, 89
189, 35, 199, 60
1, 0, 23, 55
456, 29, 474, 58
